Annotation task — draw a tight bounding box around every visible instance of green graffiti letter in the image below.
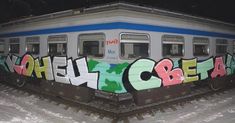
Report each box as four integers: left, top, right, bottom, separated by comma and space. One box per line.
226, 54, 234, 75
197, 58, 214, 80
127, 59, 161, 91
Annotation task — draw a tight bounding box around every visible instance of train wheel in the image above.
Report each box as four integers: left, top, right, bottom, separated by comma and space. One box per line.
16, 76, 26, 88
209, 80, 222, 91
0, 66, 6, 82
0, 73, 5, 82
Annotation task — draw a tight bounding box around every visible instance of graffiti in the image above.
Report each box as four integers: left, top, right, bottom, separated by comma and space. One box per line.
211, 57, 226, 78
226, 54, 235, 75
6, 55, 18, 73
0, 53, 235, 93
196, 58, 214, 80
89, 60, 128, 93
226, 54, 233, 75
5, 54, 99, 89
182, 59, 199, 83
0, 56, 8, 71
34, 57, 54, 80
155, 59, 183, 86
123, 55, 235, 91
123, 59, 161, 91
12, 54, 35, 76
68, 58, 99, 89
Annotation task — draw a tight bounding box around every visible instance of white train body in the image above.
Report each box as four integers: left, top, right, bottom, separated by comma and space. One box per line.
0, 3, 234, 62
0, 3, 235, 95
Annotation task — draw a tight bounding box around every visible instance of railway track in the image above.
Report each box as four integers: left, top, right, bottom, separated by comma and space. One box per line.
1, 81, 234, 122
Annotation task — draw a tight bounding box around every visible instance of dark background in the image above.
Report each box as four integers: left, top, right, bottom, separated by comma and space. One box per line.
0, 0, 235, 24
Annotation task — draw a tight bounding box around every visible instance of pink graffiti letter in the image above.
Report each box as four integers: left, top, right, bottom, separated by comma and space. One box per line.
155, 59, 183, 86
13, 55, 34, 76
21, 54, 34, 76
211, 57, 226, 78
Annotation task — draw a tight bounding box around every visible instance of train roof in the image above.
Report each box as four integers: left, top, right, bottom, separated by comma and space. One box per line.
0, 2, 235, 28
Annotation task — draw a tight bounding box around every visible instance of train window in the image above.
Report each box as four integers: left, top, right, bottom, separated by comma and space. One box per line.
48, 35, 67, 56
216, 39, 228, 55
162, 35, 184, 57
9, 38, 20, 54
26, 37, 40, 55
120, 33, 149, 59
193, 37, 209, 56
78, 33, 105, 58
0, 39, 4, 54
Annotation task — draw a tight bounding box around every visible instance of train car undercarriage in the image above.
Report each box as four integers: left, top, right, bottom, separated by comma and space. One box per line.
0, 65, 235, 118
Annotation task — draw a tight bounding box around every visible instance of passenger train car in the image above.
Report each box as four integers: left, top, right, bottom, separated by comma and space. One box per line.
0, 3, 235, 105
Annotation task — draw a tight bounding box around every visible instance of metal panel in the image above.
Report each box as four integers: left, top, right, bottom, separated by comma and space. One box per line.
1, 2, 234, 29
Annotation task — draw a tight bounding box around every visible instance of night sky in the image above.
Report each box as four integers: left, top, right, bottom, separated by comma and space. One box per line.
0, 0, 235, 24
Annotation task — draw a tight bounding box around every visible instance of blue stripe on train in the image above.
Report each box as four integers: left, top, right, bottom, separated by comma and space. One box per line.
0, 22, 235, 39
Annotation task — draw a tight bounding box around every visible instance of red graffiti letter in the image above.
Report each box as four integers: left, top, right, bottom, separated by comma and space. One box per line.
155, 59, 183, 86
211, 57, 226, 78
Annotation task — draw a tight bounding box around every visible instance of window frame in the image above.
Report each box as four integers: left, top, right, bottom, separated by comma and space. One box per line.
47, 34, 68, 56
233, 40, 235, 55
162, 34, 185, 57
9, 38, 20, 54
26, 36, 40, 55
216, 39, 228, 55
0, 39, 5, 54
78, 33, 105, 59
119, 32, 150, 60
193, 37, 210, 56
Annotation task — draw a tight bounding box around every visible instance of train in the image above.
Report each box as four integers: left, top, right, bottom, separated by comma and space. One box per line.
0, 2, 235, 106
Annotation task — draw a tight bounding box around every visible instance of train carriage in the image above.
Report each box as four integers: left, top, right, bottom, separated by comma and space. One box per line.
0, 3, 235, 106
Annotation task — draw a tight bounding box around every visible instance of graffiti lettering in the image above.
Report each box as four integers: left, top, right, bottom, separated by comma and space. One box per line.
182, 59, 199, 83
6, 55, 18, 73
211, 57, 226, 78
124, 59, 161, 91
225, 54, 235, 75
155, 59, 183, 86
34, 57, 54, 80
123, 55, 232, 91
1, 53, 235, 93
5, 54, 99, 89
21, 54, 35, 76
53, 57, 70, 84
197, 58, 214, 80
68, 58, 99, 89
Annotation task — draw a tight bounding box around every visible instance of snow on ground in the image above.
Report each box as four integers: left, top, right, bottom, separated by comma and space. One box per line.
0, 83, 112, 123
128, 88, 235, 123
0, 82, 235, 123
